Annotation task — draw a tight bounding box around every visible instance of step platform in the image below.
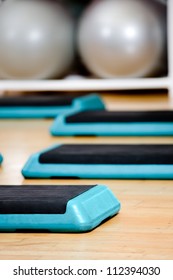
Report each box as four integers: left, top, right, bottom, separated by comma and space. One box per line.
0, 94, 104, 118
50, 110, 173, 136
0, 154, 3, 164
22, 144, 173, 179
0, 185, 120, 232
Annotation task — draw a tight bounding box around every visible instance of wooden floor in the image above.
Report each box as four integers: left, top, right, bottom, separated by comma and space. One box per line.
0, 91, 173, 260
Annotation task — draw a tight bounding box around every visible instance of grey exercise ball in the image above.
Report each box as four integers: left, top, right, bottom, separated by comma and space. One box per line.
0, 0, 75, 79
77, 0, 166, 78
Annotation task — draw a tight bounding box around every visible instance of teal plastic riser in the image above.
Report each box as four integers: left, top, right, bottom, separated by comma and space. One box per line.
0, 185, 120, 232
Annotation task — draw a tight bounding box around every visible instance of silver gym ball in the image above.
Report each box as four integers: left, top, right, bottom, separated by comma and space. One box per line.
77, 0, 166, 78
0, 0, 75, 79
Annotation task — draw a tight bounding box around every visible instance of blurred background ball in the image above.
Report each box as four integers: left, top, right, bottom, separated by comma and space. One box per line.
77, 0, 167, 78
0, 0, 75, 79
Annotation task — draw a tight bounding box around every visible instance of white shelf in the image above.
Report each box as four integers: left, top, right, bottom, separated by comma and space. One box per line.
0, 77, 169, 92
0, 0, 173, 98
